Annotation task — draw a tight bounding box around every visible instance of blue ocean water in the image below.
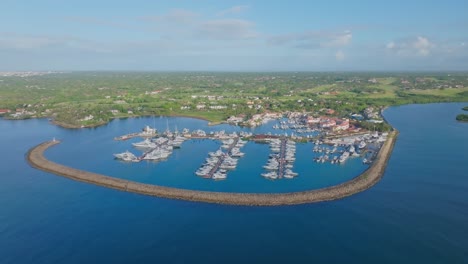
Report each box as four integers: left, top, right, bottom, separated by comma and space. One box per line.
0, 103, 467, 263
43, 116, 367, 193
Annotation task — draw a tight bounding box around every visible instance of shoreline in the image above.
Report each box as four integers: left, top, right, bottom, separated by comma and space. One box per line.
49, 114, 219, 129
26, 131, 398, 206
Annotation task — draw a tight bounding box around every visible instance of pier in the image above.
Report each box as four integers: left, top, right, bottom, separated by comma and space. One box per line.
27, 131, 398, 206
137, 140, 169, 161
262, 138, 296, 180
278, 138, 287, 179
197, 137, 242, 179
205, 155, 224, 179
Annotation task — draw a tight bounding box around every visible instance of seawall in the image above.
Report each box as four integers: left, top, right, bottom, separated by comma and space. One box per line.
26, 131, 398, 206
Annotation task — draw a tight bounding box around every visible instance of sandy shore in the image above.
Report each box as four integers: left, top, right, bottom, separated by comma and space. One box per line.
26, 131, 397, 206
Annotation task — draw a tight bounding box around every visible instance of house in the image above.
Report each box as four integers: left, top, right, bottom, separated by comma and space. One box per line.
334, 119, 350, 131
320, 118, 336, 129
0, 109, 11, 114
307, 116, 321, 124
226, 116, 244, 124
209, 105, 227, 110
145, 90, 162, 95
350, 113, 364, 120
80, 115, 94, 121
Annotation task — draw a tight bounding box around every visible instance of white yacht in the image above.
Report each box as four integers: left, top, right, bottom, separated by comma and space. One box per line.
358, 141, 367, 149
339, 151, 350, 163
284, 169, 298, 177
132, 138, 156, 149
261, 171, 278, 179
113, 151, 138, 162
209, 149, 224, 157
212, 171, 227, 180
230, 148, 244, 157
142, 148, 170, 160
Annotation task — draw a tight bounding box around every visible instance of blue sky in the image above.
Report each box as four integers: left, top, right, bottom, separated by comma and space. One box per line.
1, 0, 467, 71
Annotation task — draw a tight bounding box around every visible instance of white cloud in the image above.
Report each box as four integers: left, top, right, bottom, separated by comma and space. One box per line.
386, 36, 434, 57
386, 41, 396, 49
217, 5, 249, 17
325, 31, 352, 47
268, 30, 352, 49
335, 50, 345, 61
197, 19, 257, 40
413, 36, 432, 56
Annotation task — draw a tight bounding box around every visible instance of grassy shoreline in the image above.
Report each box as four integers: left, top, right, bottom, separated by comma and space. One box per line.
1, 72, 467, 129
456, 114, 468, 122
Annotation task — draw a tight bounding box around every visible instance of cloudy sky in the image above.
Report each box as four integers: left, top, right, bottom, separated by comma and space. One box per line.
1, 0, 467, 71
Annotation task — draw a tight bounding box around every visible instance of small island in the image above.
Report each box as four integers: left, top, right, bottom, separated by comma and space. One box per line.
456, 114, 468, 122
463, 106, 468, 111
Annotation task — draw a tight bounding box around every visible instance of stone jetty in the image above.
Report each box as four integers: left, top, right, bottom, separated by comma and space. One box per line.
26, 131, 398, 206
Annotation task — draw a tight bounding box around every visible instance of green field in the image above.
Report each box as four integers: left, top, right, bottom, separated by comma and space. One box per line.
1, 72, 467, 128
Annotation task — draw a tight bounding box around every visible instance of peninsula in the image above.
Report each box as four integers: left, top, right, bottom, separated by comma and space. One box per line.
27, 131, 397, 206
456, 114, 468, 122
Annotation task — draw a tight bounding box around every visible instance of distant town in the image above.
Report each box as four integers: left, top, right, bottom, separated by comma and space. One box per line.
0, 72, 467, 131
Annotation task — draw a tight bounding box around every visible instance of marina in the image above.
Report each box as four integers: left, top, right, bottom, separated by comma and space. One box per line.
17, 115, 393, 193
6, 103, 467, 263
261, 138, 297, 180
26, 129, 398, 205
195, 136, 246, 180
112, 120, 386, 181
311, 132, 387, 165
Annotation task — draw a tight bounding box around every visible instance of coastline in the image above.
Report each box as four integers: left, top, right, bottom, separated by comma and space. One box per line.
49, 114, 219, 129
51, 119, 109, 129
26, 131, 398, 206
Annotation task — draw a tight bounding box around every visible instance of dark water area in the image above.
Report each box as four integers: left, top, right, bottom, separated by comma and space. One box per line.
0, 103, 467, 263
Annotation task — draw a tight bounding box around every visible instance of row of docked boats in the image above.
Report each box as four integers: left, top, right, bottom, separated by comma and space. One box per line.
195, 137, 246, 180
114, 134, 188, 162
131, 136, 186, 150
222, 138, 246, 157
261, 138, 298, 180
312, 133, 387, 165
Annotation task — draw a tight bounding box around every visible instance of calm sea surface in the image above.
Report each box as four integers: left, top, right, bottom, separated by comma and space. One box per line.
0, 103, 467, 263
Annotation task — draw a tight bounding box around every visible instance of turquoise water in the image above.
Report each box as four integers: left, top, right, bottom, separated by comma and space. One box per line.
0, 103, 467, 263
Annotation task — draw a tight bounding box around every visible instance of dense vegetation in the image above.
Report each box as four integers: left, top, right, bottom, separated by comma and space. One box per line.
456, 114, 468, 122
0, 72, 467, 128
